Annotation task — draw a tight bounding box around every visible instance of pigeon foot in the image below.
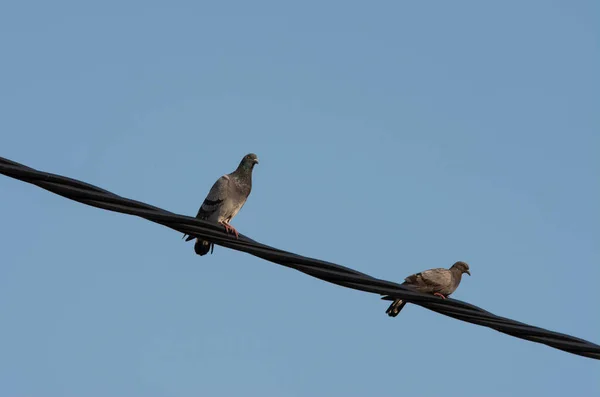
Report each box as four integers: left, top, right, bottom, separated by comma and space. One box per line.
221, 222, 239, 238
434, 293, 447, 299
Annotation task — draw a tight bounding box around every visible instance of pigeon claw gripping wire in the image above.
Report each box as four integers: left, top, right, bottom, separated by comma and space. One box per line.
434, 293, 447, 300
221, 222, 239, 238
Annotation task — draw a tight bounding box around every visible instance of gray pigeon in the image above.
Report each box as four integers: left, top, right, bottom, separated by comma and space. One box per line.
183, 153, 259, 256
384, 261, 471, 317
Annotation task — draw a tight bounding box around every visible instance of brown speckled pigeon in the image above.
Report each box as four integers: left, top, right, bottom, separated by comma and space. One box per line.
183, 153, 259, 256
383, 261, 471, 317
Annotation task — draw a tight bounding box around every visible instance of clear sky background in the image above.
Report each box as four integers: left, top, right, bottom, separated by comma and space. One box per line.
1, 1, 599, 396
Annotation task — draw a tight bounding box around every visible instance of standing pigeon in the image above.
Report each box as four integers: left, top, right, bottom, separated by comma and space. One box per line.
183, 153, 259, 256
384, 261, 471, 317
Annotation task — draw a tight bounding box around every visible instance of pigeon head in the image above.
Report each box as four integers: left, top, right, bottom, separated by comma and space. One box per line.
451, 261, 471, 276
238, 153, 258, 173
238, 153, 259, 171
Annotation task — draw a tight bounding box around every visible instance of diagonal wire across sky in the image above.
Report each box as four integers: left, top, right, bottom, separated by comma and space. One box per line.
2, 155, 598, 360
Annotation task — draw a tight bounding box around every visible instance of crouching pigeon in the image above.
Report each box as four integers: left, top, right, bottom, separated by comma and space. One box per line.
183, 153, 259, 256
383, 261, 471, 317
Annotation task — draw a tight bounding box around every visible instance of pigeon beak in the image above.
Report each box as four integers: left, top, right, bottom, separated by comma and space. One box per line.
253, 158, 259, 165
465, 270, 471, 276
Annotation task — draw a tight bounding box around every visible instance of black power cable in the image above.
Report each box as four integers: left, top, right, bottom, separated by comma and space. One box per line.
1, 155, 599, 360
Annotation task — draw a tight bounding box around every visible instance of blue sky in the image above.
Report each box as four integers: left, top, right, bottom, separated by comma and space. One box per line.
1, 0, 599, 396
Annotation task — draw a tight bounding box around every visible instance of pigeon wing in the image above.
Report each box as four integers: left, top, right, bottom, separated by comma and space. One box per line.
195, 175, 231, 220
406, 268, 452, 294
183, 175, 230, 241
380, 268, 448, 301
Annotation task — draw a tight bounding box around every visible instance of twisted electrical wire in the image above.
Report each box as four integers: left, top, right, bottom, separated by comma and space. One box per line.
1, 155, 598, 360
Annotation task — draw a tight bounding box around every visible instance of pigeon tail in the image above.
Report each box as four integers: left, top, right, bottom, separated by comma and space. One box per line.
194, 239, 214, 256
386, 299, 407, 317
